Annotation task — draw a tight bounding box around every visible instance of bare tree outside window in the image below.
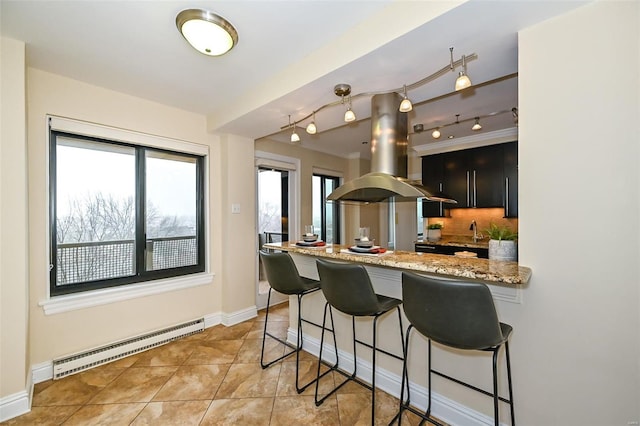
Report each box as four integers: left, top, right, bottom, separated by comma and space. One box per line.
51, 132, 204, 293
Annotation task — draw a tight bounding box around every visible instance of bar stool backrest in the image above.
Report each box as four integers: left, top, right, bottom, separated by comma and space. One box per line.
259, 250, 307, 295
316, 259, 380, 316
401, 272, 505, 350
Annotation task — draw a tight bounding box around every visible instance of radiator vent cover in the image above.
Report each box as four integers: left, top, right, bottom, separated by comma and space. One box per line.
53, 318, 205, 379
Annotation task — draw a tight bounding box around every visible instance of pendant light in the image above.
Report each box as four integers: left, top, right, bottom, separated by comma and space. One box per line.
176, 9, 238, 56
399, 85, 413, 112
471, 117, 482, 131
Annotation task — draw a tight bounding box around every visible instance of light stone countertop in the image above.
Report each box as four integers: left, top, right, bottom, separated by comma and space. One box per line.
263, 242, 531, 286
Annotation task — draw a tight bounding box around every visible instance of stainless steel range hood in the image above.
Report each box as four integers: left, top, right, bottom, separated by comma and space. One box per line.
328, 92, 457, 204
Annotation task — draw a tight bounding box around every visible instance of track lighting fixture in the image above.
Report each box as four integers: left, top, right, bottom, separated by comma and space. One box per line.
450, 47, 472, 91
399, 85, 413, 112
280, 49, 477, 137
176, 9, 238, 56
306, 112, 317, 134
415, 108, 516, 140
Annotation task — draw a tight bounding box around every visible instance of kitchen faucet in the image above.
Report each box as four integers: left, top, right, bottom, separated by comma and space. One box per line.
470, 220, 480, 242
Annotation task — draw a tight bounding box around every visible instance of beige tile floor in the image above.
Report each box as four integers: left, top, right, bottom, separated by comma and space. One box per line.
3, 303, 433, 425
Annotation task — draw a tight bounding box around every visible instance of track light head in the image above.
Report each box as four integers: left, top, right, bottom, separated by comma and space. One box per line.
455, 72, 472, 91
306, 121, 317, 134
344, 108, 356, 122
399, 85, 413, 112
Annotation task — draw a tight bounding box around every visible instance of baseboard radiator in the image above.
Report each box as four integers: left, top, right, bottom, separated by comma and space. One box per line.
52, 318, 205, 379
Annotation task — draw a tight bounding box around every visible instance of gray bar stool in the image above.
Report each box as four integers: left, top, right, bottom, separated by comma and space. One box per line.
398, 272, 515, 426
315, 258, 406, 425
259, 250, 337, 393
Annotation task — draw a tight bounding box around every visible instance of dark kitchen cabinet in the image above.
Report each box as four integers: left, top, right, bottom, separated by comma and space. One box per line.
442, 149, 471, 207
421, 141, 518, 216
467, 144, 504, 208
439, 145, 504, 209
503, 141, 518, 217
421, 153, 446, 217
414, 243, 489, 259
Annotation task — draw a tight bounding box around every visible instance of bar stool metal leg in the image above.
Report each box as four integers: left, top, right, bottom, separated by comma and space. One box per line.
261, 287, 337, 393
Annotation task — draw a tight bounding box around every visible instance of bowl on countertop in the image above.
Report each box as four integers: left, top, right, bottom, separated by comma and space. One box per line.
302, 234, 319, 242
355, 238, 374, 248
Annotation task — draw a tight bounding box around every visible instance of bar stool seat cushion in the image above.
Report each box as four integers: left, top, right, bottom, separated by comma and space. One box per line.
316, 259, 401, 316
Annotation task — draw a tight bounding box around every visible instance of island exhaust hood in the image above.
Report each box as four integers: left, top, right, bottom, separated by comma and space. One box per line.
327, 92, 457, 204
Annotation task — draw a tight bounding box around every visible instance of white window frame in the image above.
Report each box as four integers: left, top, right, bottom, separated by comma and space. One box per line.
40, 115, 213, 315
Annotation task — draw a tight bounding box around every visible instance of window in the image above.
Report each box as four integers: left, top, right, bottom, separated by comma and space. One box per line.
312, 174, 341, 244
49, 129, 205, 296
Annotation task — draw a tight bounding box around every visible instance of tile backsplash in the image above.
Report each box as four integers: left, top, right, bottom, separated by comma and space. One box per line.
425, 208, 518, 240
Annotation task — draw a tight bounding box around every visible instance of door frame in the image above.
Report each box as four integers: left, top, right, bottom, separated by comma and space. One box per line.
255, 151, 300, 310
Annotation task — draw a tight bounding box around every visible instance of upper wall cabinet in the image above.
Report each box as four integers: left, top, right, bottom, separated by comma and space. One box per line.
422, 141, 518, 217
421, 153, 446, 217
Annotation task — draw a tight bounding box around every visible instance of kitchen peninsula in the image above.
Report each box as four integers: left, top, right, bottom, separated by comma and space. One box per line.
261, 241, 531, 422
263, 242, 531, 285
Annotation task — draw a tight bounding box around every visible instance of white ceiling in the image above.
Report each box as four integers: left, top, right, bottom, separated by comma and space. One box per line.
1, 0, 590, 158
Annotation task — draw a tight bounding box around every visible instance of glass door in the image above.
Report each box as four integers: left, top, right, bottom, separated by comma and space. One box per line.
312, 174, 341, 244
256, 167, 290, 308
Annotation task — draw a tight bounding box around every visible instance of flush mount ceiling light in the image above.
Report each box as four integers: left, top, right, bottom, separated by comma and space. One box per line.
471, 117, 482, 131
176, 9, 238, 56
281, 49, 476, 136
450, 47, 472, 91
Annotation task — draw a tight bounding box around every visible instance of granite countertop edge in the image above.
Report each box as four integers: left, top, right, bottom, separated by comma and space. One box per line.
263, 242, 531, 286
415, 236, 490, 249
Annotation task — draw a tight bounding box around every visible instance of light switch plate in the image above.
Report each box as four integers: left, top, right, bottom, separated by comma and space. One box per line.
231, 203, 240, 214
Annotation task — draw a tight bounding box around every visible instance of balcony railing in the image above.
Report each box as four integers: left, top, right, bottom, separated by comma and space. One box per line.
56, 236, 197, 285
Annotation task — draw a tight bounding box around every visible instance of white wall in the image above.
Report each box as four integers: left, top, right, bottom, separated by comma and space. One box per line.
0, 37, 30, 408
517, 1, 639, 424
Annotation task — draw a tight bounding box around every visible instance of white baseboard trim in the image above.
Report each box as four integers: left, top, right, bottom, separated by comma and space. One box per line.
0, 373, 32, 422
289, 329, 501, 426
32, 361, 53, 384
221, 305, 258, 326
203, 305, 258, 329
204, 312, 222, 328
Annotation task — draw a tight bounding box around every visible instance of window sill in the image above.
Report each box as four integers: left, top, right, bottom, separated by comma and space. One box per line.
39, 272, 215, 315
